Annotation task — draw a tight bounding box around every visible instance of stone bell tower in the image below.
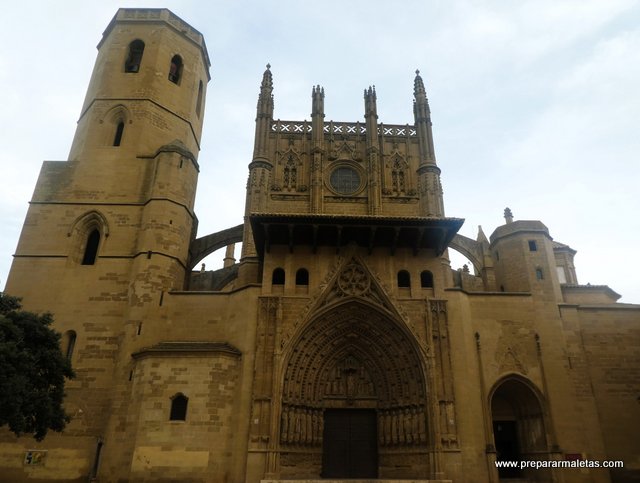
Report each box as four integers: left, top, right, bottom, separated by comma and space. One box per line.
4, 9, 210, 480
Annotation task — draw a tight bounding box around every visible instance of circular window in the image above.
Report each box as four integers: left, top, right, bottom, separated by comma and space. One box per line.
330, 166, 361, 195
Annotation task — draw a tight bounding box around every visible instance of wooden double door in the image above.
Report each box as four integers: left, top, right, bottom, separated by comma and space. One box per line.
321, 409, 378, 478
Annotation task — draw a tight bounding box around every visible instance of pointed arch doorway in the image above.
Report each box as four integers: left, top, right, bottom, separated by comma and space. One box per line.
490, 377, 549, 480
279, 299, 430, 479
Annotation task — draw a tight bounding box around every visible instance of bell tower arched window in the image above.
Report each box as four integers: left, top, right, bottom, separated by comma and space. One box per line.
168, 55, 183, 84
169, 393, 188, 421
113, 121, 125, 146
125, 40, 145, 73
82, 229, 101, 265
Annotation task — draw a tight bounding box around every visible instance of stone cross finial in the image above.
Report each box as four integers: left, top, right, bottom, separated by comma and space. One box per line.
504, 207, 514, 224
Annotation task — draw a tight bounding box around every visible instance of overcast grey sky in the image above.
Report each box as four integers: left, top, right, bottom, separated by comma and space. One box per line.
1, 0, 638, 302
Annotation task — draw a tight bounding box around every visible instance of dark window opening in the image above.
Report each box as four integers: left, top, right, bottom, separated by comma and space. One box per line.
168, 55, 183, 84
420, 270, 434, 288
495, 251, 500, 261
90, 441, 104, 480
535, 268, 544, 280
397, 270, 411, 288
500, 285, 505, 292
272, 268, 285, 285
196, 80, 204, 118
528, 240, 537, 251
295, 268, 309, 286
64, 331, 77, 360
82, 229, 100, 265
113, 121, 125, 146
125, 40, 145, 73
169, 394, 188, 421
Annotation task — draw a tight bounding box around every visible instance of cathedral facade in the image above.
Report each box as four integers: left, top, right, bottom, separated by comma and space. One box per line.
1, 8, 639, 483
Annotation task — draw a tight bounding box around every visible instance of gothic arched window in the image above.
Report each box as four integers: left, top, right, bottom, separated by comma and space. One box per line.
169, 393, 188, 421
125, 40, 145, 73
81, 229, 101, 265
420, 270, 434, 288
168, 55, 183, 84
397, 270, 411, 288
113, 121, 125, 146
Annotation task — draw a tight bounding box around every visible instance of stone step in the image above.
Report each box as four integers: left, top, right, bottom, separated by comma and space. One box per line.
261, 480, 453, 483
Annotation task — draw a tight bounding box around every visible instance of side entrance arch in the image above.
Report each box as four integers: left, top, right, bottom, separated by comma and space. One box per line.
490, 376, 550, 481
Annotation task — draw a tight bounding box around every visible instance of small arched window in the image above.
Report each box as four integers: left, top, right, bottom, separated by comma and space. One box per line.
168, 55, 183, 84
63, 330, 77, 360
125, 40, 145, 73
196, 80, 204, 118
535, 268, 544, 280
113, 121, 125, 146
272, 268, 285, 285
169, 393, 188, 421
397, 270, 411, 288
420, 270, 434, 288
295, 268, 309, 286
82, 229, 101, 265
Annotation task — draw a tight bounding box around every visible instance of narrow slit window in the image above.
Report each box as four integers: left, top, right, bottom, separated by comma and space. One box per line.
272, 268, 285, 285
397, 270, 411, 288
168, 55, 183, 84
196, 80, 203, 118
113, 121, 125, 146
169, 394, 188, 421
420, 270, 434, 288
528, 240, 537, 251
125, 40, 145, 73
295, 268, 309, 286
82, 229, 100, 265
63, 330, 77, 360
536, 268, 544, 280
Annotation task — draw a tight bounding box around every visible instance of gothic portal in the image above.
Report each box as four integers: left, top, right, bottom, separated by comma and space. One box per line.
1, 8, 639, 483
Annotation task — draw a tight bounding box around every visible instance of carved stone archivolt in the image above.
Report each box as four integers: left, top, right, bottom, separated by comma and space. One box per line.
280, 299, 428, 448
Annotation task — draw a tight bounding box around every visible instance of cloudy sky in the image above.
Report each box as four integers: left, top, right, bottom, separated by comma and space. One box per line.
1, 1, 638, 302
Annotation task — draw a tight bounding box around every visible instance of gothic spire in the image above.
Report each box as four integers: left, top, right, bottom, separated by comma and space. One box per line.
364, 85, 377, 119
256, 63, 274, 119
413, 69, 431, 125
253, 64, 274, 160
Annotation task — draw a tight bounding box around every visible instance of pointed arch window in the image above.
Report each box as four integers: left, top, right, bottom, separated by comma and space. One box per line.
272, 268, 285, 285
168, 55, 183, 84
420, 270, 434, 288
125, 40, 145, 73
113, 121, 125, 146
397, 270, 411, 288
169, 393, 188, 421
81, 229, 101, 265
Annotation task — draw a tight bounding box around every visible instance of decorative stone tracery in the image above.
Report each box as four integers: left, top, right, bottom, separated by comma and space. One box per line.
280, 300, 428, 449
